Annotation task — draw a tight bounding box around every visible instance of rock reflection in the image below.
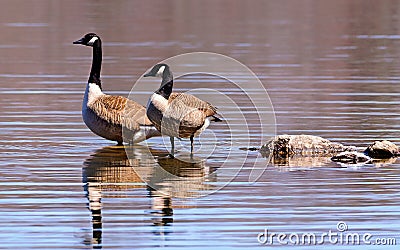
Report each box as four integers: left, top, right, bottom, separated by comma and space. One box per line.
270, 156, 332, 169
266, 154, 398, 169
82, 145, 216, 247
333, 157, 398, 168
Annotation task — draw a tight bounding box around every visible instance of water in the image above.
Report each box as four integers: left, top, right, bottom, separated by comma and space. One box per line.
1, 0, 400, 249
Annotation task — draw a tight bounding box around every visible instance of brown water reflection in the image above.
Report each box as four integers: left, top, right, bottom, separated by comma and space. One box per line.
82, 145, 219, 247
1, 0, 400, 249
82, 146, 170, 247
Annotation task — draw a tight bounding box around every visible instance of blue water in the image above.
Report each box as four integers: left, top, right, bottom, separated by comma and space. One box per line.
0, 1, 400, 249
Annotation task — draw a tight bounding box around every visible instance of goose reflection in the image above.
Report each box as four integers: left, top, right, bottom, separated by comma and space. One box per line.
82, 145, 216, 247
82, 145, 144, 248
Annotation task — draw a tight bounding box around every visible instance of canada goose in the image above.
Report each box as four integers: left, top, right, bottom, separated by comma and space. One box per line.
73, 33, 160, 145
144, 63, 221, 156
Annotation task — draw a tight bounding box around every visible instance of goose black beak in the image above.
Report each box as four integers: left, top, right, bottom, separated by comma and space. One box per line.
143, 73, 152, 77
73, 38, 84, 44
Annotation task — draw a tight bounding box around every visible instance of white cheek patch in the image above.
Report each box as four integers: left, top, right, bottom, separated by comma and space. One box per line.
87, 36, 98, 46
156, 66, 165, 77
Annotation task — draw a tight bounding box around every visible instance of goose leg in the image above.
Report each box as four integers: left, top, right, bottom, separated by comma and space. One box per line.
190, 135, 194, 155
169, 137, 175, 158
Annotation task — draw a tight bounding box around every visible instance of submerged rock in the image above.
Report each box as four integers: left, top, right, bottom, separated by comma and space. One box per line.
331, 151, 371, 164
364, 140, 399, 158
260, 134, 355, 158
331, 140, 399, 164
260, 135, 399, 166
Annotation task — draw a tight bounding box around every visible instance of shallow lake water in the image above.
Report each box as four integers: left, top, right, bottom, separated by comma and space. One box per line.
1, 1, 400, 249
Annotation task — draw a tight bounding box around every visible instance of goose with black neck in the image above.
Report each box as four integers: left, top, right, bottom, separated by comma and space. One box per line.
73, 33, 160, 145
144, 63, 222, 156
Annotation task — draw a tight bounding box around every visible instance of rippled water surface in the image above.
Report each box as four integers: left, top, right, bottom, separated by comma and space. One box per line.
1, 1, 400, 249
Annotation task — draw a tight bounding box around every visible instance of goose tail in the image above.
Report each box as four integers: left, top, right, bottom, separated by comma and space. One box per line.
211, 115, 223, 122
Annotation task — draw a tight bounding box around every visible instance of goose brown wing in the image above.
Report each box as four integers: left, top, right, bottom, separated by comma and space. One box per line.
163, 93, 217, 130
88, 95, 153, 131
168, 92, 217, 117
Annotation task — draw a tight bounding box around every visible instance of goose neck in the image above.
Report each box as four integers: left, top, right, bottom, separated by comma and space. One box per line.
89, 41, 102, 89
156, 71, 173, 99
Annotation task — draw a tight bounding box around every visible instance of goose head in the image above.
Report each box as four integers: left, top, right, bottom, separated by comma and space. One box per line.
144, 63, 171, 78
73, 33, 101, 47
